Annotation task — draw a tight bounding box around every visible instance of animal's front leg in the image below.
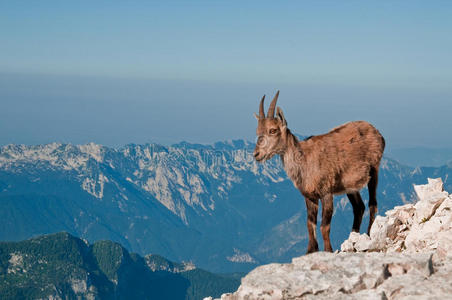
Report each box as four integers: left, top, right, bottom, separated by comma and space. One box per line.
305, 197, 319, 253
320, 194, 333, 252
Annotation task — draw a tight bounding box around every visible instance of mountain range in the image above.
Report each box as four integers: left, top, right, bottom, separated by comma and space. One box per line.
0, 232, 239, 299
386, 146, 452, 167
1, 140, 451, 273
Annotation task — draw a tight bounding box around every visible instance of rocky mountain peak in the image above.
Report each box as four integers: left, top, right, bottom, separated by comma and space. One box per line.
210, 178, 452, 299
341, 177, 452, 259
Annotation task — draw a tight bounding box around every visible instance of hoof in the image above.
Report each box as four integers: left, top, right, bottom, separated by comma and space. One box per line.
306, 247, 319, 254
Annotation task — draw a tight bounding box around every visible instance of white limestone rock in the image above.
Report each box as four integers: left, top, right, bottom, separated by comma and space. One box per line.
210, 178, 452, 300
217, 252, 443, 300
368, 215, 390, 251
342, 178, 452, 257
341, 232, 373, 252
413, 178, 448, 223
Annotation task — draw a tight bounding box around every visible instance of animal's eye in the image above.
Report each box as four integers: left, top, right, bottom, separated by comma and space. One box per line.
269, 129, 278, 135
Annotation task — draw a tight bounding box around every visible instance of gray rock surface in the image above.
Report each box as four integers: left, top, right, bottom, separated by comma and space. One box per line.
214, 252, 452, 299
208, 178, 452, 299
341, 178, 452, 260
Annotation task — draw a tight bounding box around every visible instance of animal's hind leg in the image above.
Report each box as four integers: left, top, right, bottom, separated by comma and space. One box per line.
367, 167, 379, 234
320, 194, 333, 252
347, 192, 365, 233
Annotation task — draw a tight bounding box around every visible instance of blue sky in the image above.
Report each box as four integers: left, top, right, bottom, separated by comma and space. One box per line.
1, 1, 451, 148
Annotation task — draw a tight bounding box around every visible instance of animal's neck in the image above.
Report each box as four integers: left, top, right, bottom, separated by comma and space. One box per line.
280, 130, 304, 186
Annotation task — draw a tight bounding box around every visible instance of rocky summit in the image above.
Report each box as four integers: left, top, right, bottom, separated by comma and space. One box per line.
209, 178, 452, 299
341, 177, 452, 259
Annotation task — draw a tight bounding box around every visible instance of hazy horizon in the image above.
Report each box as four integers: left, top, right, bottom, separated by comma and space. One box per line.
1, 1, 451, 150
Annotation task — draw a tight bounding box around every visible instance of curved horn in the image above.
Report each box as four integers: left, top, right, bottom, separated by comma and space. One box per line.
267, 90, 279, 118
259, 95, 265, 119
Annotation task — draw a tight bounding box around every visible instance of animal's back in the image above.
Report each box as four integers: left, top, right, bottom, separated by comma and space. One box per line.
300, 121, 385, 195
327, 120, 385, 165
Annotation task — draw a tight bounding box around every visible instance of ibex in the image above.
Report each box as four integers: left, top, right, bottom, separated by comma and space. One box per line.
253, 91, 385, 253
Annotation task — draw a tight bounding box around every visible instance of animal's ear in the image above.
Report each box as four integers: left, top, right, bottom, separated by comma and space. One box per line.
276, 107, 287, 127
254, 113, 259, 120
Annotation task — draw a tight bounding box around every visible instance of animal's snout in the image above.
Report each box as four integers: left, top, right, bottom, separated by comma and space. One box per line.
253, 151, 260, 158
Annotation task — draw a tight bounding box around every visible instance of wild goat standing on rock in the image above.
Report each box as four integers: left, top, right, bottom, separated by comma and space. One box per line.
253, 91, 385, 253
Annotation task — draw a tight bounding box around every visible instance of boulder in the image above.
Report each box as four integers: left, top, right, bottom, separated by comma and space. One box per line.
413, 178, 448, 223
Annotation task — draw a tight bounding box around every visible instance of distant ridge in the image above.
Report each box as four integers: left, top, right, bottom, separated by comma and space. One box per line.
0, 232, 240, 300
1, 140, 451, 273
